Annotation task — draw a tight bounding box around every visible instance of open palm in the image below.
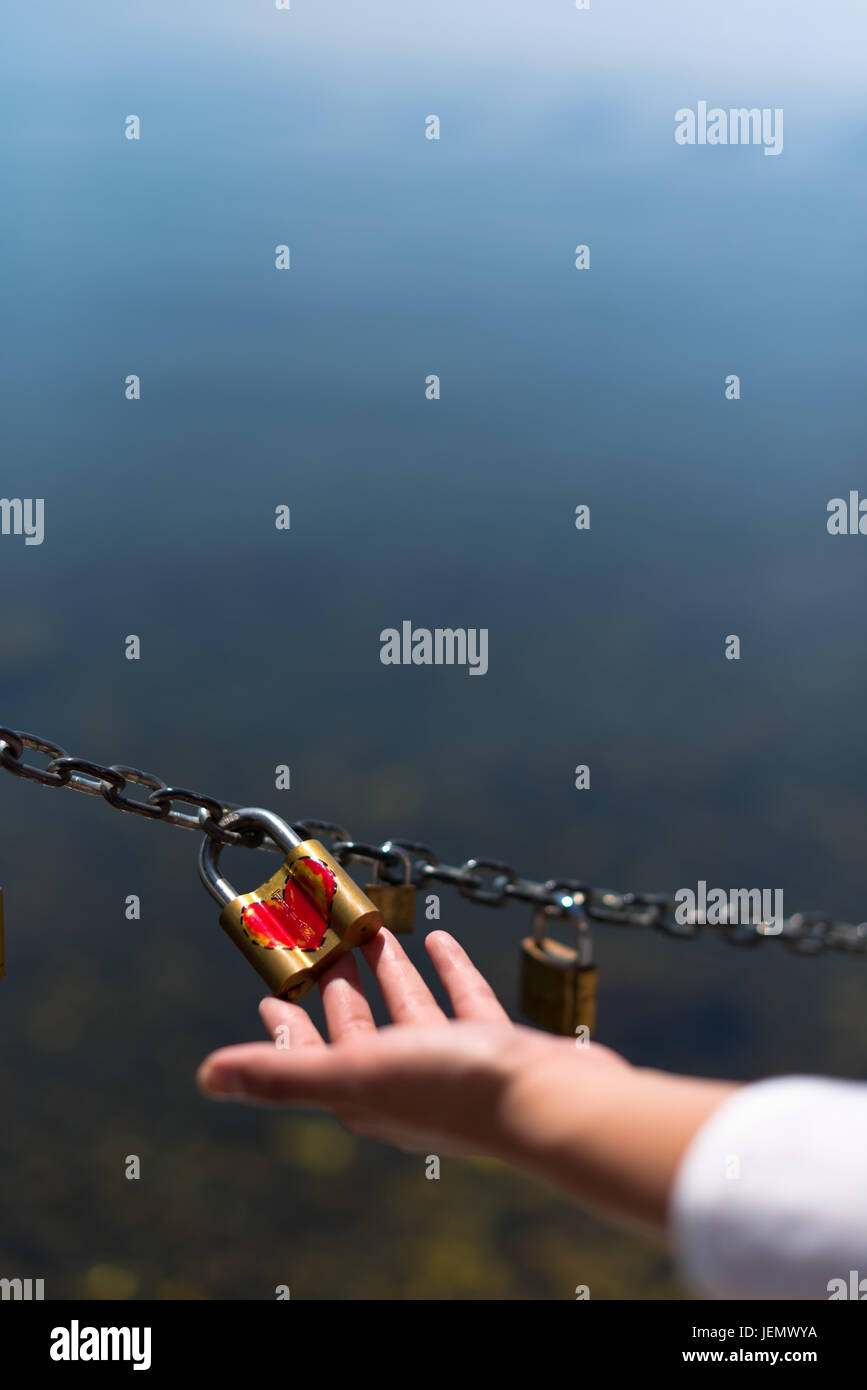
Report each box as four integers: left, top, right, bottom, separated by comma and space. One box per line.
198, 929, 627, 1158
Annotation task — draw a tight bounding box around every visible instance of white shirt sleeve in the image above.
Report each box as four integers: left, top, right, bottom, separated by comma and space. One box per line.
668, 1075, 867, 1300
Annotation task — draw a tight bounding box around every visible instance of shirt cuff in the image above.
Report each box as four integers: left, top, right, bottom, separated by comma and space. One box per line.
668, 1075, 867, 1299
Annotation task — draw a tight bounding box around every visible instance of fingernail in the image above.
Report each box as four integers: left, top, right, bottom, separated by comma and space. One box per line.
199, 1064, 245, 1097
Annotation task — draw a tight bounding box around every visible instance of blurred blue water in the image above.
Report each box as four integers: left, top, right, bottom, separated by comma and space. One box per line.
0, 0, 866, 1299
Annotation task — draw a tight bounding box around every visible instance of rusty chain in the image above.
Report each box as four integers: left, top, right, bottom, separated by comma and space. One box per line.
1, 726, 866, 957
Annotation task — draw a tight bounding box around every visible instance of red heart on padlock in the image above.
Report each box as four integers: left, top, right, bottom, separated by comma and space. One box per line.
241, 857, 337, 953
288, 855, 338, 922
241, 897, 311, 951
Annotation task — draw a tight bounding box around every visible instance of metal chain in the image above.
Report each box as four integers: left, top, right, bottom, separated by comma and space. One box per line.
2, 726, 866, 957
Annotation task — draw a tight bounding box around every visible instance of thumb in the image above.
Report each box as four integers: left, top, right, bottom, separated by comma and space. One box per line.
197, 1041, 361, 1106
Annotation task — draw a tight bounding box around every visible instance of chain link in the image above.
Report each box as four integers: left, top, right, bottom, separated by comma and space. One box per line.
0, 728, 264, 850
2, 725, 866, 956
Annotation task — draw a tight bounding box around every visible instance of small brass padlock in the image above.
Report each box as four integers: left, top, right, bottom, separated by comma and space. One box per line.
199, 807, 383, 1002
520, 902, 597, 1037
365, 843, 416, 934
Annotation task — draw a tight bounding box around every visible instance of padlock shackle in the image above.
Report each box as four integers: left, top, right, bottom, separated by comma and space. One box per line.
199, 835, 235, 906
531, 898, 594, 965
371, 841, 412, 887
198, 806, 304, 907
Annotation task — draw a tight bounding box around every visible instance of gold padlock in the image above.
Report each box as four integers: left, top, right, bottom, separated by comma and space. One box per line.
520, 902, 597, 1037
365, 843, 416, 934
199, 807, 383, 1002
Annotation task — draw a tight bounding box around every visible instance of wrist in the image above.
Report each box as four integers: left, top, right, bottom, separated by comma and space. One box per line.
494, 1051, 738, 1233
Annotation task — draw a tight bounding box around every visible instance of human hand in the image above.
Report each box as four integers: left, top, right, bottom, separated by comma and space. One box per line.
197, 928, 626, 1160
